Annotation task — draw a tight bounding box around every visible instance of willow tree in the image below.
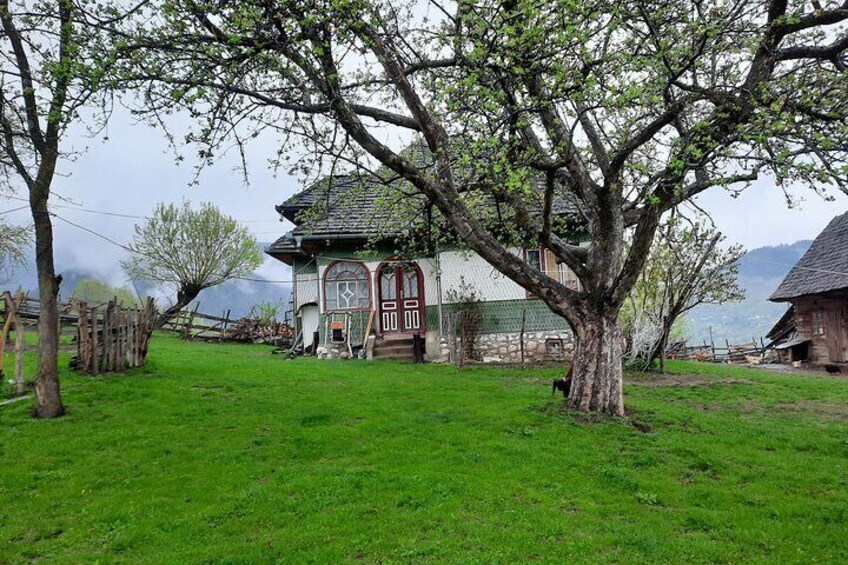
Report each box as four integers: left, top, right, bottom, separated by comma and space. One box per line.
123, 202, 263, 327
1, 0, 116, 417
105, 0, 847, 415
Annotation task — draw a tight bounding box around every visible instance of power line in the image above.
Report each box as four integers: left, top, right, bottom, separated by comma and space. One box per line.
0, 204, 29, 216
52, 212, 292, 284
52, 213, 134, 252
1, 195, 284, 224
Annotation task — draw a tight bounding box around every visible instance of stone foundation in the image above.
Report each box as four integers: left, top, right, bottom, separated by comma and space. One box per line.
316, 343, 352, 359
317, 329, 573, 365
438, 330, 574, 364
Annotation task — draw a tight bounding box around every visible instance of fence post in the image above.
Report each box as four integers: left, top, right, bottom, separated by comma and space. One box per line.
183, 303, 199, 340
78, 302, 89, 374
459, 312, 466, 369
520, 307, 526, 369
91, 306, 100, 375
220, 309, 231, 342
0, 291, 22, 378
13, 309, 25, 396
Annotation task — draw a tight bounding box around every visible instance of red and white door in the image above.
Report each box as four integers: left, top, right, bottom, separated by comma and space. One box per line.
378, 262, 424, 334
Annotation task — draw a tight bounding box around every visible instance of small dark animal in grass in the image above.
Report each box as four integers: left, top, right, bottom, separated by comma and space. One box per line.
552, 367, 574, 398
824, 364, 842, 374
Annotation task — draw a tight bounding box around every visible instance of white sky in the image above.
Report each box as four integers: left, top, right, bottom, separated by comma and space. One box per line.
1, 107, 846, 287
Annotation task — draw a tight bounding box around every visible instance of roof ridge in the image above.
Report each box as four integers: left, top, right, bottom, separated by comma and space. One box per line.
769, 211, 848, 301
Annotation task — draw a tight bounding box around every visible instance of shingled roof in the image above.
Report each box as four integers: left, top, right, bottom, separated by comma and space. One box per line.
268, 143, 582, 257
769, 212, 848, 302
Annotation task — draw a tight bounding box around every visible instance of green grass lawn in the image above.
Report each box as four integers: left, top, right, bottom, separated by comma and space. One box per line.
1, 334, 847, 564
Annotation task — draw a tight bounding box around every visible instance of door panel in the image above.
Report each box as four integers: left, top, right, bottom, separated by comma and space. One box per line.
379, 262, 423, 334
825, 308, 846, 362
401, 265, 421, 332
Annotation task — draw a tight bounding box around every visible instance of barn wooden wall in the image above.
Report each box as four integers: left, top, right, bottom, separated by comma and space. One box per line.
791, 292, 848, 364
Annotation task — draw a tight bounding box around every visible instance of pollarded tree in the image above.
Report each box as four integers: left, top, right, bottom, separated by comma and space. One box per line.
104, 0, 847, 415
1, 0, 118, 418
123, 202, 263, 327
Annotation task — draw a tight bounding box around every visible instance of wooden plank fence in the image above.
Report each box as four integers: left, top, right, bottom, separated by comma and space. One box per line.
74, 298, 157, 375
0, 291, 26, 395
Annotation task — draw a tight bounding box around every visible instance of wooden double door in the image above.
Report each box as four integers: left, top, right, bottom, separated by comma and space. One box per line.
378, 262, 424, 335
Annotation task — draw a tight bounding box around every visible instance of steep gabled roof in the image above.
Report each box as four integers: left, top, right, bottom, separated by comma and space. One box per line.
769, 212, 848, 302
274, 172, 425, 238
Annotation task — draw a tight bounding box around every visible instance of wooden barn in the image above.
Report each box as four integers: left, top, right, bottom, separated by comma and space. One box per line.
768, 212, 848, 366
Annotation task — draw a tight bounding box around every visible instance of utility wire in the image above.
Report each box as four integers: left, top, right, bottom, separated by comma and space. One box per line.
52, 212, 293, 284
0, 204, 30, 216
1, 195, 284, 223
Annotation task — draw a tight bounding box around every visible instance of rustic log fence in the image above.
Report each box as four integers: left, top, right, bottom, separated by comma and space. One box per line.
74, 298, 157, 375
160, 304, 294, 346
2, 291, 158, 381
667, 337, 768, 364
0, 291, 26, 395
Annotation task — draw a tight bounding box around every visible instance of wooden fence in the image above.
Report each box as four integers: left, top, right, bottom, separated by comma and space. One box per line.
668, 337, 768, 364
0, 291, 26, 395
160, 303, 294, 346
159, 304, 234, 341
74, 298, 157, 375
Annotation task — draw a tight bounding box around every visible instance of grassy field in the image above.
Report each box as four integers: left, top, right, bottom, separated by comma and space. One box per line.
1, 334, 847, 564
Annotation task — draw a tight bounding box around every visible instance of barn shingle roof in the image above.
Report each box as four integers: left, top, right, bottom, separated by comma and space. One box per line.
769, 212, 848, 302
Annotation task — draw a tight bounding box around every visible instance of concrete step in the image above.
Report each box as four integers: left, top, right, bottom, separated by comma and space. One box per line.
373, 342, 414, 354
373, 348, 415, 360
378, 335, 414, 344
372, 353, 416, 361
371, 334, 419, 361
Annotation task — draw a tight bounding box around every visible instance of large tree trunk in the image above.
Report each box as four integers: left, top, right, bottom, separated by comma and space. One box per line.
31, 187, 64, 419
153, 285, 201, 329
568, 310, 625, 417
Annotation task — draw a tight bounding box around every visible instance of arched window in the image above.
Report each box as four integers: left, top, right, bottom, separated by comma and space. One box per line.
324, 261, 370, 310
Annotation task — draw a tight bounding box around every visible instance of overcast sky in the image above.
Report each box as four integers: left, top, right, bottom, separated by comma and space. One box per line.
1, 106, 846, 289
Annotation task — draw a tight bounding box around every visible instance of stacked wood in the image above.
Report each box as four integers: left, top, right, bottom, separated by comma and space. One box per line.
224, 317, 294, 345
73, 297, 157, 375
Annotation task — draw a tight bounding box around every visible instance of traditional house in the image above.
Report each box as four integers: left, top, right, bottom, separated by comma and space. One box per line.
767, 212, 848, 366
266, 163, 584, 363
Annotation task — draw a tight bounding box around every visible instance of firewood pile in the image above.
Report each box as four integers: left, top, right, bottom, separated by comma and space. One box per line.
224, 317, 294, 346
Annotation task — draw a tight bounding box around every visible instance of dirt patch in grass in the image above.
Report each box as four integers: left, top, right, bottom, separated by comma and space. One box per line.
534, 401, 653, 432
626, 374, 754, 388
726, 399, 848, 422
776, 400, 848, 422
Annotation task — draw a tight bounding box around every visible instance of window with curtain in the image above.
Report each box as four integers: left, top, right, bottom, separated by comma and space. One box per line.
324, 261, 370, 310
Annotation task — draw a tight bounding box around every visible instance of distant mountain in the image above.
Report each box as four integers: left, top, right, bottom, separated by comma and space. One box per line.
1, 246, 291, 320
687, 240, 812, 344
182, 278, 290, 319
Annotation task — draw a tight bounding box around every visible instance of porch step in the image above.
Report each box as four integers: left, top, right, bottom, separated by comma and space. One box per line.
372, 335, 415, 361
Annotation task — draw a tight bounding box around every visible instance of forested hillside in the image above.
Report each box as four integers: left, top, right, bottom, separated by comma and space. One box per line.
688, 240, 812, 344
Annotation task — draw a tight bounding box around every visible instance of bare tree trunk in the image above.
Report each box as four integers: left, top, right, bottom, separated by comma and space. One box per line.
31, 187, 64, 419
568, 311, 625, 417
